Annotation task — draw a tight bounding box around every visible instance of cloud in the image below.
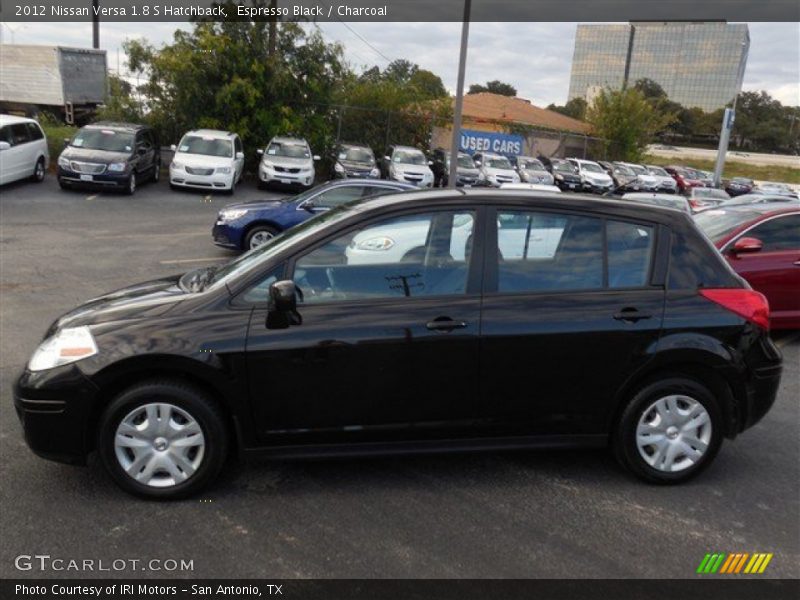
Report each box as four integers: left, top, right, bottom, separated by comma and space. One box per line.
4, 21, 797, 107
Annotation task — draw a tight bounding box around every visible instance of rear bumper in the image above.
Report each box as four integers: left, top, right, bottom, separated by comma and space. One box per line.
740, 363, 782, 431
13, 366, 99, 465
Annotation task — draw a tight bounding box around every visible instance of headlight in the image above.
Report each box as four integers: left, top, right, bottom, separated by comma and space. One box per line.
58, 155, 70, 168
370, 167, 380, 178
216, 166, 232, 174
554, 174, 563, 181
352, 236, 395, 251
107, 162, 127, 172
28, 327, 98, 372
219, 208, 248, 222
261, 161, 274, 170
171, 161, 184, 170
334, 162, 345, 173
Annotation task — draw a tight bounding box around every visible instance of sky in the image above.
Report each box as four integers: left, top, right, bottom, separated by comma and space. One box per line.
2, 21, 798, 107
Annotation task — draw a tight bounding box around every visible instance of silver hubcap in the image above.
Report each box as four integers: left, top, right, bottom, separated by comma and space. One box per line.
636, 395, 712, 473
249, 230, 274, 249
36, 161, 44, 179
114, 403, 205, 488
130, 174, 136, 192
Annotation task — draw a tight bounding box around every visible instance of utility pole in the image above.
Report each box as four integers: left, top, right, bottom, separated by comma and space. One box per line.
448, 0, 471, 189
92, 0, 100, 48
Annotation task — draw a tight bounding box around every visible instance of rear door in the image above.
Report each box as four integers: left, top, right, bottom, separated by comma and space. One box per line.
478, 207, 666, 435
726, 213, 800, 325
7, 123, 32, 180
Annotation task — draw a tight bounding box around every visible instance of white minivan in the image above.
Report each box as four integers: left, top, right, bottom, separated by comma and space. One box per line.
0, 115, 49, 186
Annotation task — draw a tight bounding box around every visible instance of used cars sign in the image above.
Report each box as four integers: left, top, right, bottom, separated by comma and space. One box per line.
460, 129, 523, 156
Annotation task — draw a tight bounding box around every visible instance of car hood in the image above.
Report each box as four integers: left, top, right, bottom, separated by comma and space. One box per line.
393, 163, 431, 173
583, 171, 612, 183
263, 155, 313, 168
174, 153, 233, 168
50, 275, 189, 332
339, 159, 375, 170
60, 146, 130, 164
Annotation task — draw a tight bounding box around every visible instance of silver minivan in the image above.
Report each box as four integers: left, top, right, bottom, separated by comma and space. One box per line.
257, 136, 320, 190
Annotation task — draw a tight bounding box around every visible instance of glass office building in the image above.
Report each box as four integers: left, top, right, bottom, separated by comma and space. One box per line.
568, 22, 750, 112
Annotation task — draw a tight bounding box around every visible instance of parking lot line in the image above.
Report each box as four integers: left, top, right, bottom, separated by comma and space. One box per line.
86, 195, 97, 201
159, 257, 227, 265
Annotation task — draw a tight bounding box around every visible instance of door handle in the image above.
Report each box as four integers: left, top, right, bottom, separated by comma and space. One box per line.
613, 308, 652, 323
426, 318, 467, 332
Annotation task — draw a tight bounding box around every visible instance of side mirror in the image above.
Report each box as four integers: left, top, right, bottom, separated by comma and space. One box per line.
236, 151, 245, 160
257, 148, 264, 156
732, 237, 763, 254
313, 154, 321, 161
0, 141, 9, 151
170, 144, 177, 152
428, 160, 434, 166
267, 280, 302, 329
301, 200, 315, 212
474, 160, 481, 166
384, 155, 391, 161
63, 138, 71, 148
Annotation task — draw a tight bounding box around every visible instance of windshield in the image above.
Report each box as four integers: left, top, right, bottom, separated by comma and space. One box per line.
267, 141, 310, 159
393, 149, 427, 165
71, 129, 134, 152
178, 135, 232, 157
339, 146, 374, 164
553, 162, 577, 174
693, 188, 729, 199
614, 164, 635, 176
647, 166, 668, 176
694, 209, 760, 244
520, 159, 545, 170
457, 155, 475, 168
486, 156, 512, 169
628, 164, 648, 175
581, 162, 604, 174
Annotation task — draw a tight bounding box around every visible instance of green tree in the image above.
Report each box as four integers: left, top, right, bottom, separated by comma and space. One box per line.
96, 74, 144, 123
468, 80, 517, 96
125, 9, 347, 169
586, 87, 673, 161
547, 97, 587, 120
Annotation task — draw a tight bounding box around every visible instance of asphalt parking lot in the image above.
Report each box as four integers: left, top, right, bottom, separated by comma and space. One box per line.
0, 175, 798, 579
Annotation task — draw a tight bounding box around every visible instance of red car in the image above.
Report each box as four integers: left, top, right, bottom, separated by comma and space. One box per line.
665, 166, 705, 194
695, 204, 800, 329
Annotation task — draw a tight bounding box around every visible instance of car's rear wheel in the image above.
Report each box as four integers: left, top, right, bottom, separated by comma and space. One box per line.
614, 377, 723, 484
98, 380, 228, 499
245, 225, 280, 250
31, 157, 46, 183
152, 159, 161, 182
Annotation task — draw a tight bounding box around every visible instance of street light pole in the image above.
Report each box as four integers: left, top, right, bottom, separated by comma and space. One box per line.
713, 39, 748, 188
448, 0, 471, 189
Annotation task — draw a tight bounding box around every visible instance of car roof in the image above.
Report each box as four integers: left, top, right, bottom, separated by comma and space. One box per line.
0, 114, 37, 126
347, 188, 696, 226
705, 203, 800, 216
270, 136, 308, 144
185, 129, 236, 139
85, 121, 147, 132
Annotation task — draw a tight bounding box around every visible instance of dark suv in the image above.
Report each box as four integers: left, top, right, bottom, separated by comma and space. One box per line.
57, 122, 160, 195
15, 190, 782, 498
430, 148, 480, 187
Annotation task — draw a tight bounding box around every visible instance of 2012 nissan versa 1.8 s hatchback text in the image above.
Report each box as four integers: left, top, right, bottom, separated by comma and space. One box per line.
14, 190, 782, 498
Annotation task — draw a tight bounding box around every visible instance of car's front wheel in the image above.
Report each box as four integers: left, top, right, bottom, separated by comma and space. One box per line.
98, 380, 228, 499
614, 377, 723, 484
125, 172, 137, 195
245, 225, 280, 250
31, 157, 46, 183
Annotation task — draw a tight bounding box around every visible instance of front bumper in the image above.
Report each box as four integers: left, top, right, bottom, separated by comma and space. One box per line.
170, 168, 233, 190
555, 179, 581, 191
212, 221, 243, 250
582, 181, 614, 194
260, 167, 314, 188
57, 167, 128, 189
335, 169, 379, 179
14, 365, 100, 465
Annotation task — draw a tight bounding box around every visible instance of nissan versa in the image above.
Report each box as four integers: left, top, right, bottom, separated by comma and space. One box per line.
14, 190, 782, 498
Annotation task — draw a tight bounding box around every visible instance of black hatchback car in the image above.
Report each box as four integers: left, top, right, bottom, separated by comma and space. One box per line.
57, 122, 160, 195
15, 190, 782, 498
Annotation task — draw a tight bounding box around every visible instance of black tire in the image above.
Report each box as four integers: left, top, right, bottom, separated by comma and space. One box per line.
97, 380, 229, 499
613, 376, 723, 484
125, 172, 137, 196
31, 157, 46, 183
152, 159, 161, 183
244, 224, 280, 251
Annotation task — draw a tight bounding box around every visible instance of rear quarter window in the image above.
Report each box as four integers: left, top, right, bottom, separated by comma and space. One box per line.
668, 227, 739, 290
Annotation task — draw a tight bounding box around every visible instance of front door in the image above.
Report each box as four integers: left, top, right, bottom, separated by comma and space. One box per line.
478, 208, 666, 435
245, 208, 483, 446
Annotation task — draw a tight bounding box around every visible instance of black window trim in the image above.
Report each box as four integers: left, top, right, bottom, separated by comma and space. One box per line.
720, 212, 800, 254
232, 204, 486, 308
483, 205, 665, 297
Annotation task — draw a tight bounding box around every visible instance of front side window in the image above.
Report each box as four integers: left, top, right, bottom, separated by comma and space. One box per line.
745, 215, 800, 251
495, 212, 655, 293
293, 211, 475, 303
234, 137, 243, 154
26, 122, 45, 141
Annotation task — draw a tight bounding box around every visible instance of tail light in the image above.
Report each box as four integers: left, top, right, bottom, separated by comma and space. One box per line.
700, 289, 770, 330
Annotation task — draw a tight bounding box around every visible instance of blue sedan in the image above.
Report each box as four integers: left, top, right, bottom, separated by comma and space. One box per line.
212, 179, 417, 251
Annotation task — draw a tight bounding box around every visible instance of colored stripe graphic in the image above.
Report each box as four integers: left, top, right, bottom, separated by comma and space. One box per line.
701, 552, 773, 574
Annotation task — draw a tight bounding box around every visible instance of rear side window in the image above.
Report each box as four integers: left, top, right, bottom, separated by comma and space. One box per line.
745, 215, 800, 251
26, 122, 45, 141
669, 228, 738, 290
0, 126, 10, 144
9, 123, 31, 146
495, 212, 655, 293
